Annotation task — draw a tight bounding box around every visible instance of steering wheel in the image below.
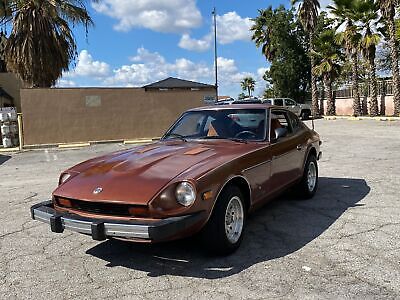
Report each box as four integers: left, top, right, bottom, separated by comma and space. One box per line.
234, 130, 257, 139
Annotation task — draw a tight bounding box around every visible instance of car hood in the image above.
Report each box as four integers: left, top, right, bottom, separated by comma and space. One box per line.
53, 140, 258, 205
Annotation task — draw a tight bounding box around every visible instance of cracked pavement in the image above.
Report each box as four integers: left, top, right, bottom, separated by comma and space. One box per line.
0, 119, 399, 299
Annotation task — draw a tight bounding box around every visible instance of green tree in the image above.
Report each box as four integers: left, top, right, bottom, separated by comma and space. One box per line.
240, 77, 256, 97
251, 6, 311, 101
378, 0, 400, 115
313, 28, 343, 115
356, 0, 380, 116
292, 0, 320, 116
0, 0, 94, 87
329, 0, 363, 116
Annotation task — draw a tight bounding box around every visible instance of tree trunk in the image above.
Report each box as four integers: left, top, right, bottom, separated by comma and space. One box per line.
351, 52, 361, 116
319, 84, 325, 115
369, 59, 379, 116
325, 73, 335, 115
310, 33, 319, 117
388, 18, 400, 116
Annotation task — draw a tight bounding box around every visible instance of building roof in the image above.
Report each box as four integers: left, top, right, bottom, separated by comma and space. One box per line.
143, 77, 215, 89
0, 87, 13, 100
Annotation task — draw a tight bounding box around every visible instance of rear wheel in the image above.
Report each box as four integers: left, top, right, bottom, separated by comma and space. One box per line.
201, 186, 246, 255
296, 154, 318, 199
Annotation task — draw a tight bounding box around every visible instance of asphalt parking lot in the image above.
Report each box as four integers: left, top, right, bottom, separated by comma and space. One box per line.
1, 119, 399, 299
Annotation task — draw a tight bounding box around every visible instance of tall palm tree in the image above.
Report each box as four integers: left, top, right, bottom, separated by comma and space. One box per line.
329, 0, 363, 116
312, 29, 343, 115
292, 0, 320, 117
241, 77, 256, 97
356, 0, 380, 116
251, 8, 277, 61
378, 0, 400, 116
0, 0, 94, 87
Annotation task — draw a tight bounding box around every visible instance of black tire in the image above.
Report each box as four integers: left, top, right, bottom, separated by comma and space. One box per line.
301, 110, 311, 120
296, 154, 318, 199
201, 185, 246, 255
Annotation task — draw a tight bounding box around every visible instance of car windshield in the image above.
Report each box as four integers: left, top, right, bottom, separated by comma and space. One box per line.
163, 109, 268, 141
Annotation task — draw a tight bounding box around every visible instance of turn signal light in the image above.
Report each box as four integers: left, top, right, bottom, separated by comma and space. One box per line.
57, 198, 72, 207
202, 190, 213, 201
128, 206, 149, 217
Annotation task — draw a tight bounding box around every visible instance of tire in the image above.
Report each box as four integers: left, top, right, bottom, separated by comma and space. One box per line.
296, 154, 318, 199
301, 110, 311, 120
201, 185, 246, 255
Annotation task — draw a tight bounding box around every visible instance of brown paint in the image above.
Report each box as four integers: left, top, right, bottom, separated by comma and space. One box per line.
52, 105, 321, 242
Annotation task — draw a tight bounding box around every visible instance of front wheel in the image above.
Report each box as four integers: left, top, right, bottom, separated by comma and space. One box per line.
301, 110, 311, 120
296, 154, 318, 199
201, 186, 246, 255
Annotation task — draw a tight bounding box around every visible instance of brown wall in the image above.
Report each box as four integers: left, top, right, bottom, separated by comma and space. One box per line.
21, 87, 215, 146
0, 73, 25, 111
323, 96, 395, 116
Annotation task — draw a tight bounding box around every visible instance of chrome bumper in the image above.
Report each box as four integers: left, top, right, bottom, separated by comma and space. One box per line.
31, 201, 203, 241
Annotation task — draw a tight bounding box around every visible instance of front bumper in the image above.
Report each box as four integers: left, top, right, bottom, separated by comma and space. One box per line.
31, 201, 204, 242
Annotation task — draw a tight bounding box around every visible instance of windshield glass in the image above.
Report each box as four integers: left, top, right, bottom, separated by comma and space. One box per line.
164, 109, 267, 141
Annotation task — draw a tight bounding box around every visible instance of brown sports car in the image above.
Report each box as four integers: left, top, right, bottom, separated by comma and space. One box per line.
31, 104, 321, 254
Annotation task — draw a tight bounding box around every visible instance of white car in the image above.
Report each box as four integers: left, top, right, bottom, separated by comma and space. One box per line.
263, 98, 312, 120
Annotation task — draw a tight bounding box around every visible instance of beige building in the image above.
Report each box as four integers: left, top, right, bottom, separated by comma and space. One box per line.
20, 77, 216, 146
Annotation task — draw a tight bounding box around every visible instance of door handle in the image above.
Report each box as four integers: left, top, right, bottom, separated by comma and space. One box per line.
296, 144, 302, 151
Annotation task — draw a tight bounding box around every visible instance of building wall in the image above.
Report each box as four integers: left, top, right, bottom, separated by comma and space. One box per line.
0, 73, 25, 111
323, 96, 395, 116
20, 87, 215, 146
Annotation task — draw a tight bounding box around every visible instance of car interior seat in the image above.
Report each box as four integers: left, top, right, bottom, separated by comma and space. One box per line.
270, 118, 282, 140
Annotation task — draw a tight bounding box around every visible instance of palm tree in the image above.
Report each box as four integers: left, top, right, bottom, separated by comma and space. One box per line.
251, 8, 277, 61
356, 0, 380, 116
329, 0, 363, 116
241, 77, 256, 97
312, 29, 343, 115
292, 0, 320, 117
0, 0, 94, 87
378, 0, 400, 116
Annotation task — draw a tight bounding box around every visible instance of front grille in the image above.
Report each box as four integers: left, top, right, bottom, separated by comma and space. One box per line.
56, 197, 146, 217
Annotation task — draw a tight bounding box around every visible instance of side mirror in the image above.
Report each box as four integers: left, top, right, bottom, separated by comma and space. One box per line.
275, 127, 288, 140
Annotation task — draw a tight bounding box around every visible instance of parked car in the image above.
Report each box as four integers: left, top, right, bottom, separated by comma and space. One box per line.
31, 104, 321, 255
263, 98, 312, 120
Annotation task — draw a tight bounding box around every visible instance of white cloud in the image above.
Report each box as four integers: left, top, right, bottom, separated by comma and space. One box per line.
56, 79, 76, 87
178, 11, 254, 52
129, 47, 165, 64
60, 48, 266, 98
217, 12, 253, 44
65, 50, 110, 79
92, 0, 202, 33
178, 33, 212, 52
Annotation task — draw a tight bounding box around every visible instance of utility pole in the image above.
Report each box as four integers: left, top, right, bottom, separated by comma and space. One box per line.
212, 7, 218, 101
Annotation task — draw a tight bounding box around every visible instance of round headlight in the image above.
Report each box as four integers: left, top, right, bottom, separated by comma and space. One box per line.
175, 182, 196, 207
59, 173, 71, 185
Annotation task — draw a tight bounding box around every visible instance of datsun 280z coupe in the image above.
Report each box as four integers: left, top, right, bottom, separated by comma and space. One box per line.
31, 104, 322, 255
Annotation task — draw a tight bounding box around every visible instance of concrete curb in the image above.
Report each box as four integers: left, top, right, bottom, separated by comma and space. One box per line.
0, 147, 19, 153
58, 142, 90, 149
323, 116, 400, 121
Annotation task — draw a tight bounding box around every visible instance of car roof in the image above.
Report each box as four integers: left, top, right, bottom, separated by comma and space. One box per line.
188, 103, 286, 111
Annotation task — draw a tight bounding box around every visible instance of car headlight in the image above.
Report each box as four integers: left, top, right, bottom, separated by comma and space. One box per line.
175, 182, 196, 207
59, 173, 71, 185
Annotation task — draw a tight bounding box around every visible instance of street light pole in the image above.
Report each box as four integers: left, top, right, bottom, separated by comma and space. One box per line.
212, 7, 218, 101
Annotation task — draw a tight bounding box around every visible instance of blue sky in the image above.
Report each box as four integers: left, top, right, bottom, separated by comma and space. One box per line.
60, 0, 301, 97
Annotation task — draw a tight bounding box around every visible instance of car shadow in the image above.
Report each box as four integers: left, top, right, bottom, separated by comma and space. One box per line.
0, 154, 11, 165
86, 177, 370, 279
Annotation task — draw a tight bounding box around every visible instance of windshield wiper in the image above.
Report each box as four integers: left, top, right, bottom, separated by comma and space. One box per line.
164, 133, 187, 142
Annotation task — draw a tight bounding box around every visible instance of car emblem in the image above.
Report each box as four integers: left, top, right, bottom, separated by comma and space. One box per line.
93, 187, 103, 194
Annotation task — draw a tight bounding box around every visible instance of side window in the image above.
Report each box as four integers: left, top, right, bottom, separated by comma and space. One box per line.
274, 99, 283, 106
288, 112, 301, 132
270, 110, 293, 140
285, 99, 296, 106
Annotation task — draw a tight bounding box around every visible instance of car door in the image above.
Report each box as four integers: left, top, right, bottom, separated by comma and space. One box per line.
268, 109, 301, 193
